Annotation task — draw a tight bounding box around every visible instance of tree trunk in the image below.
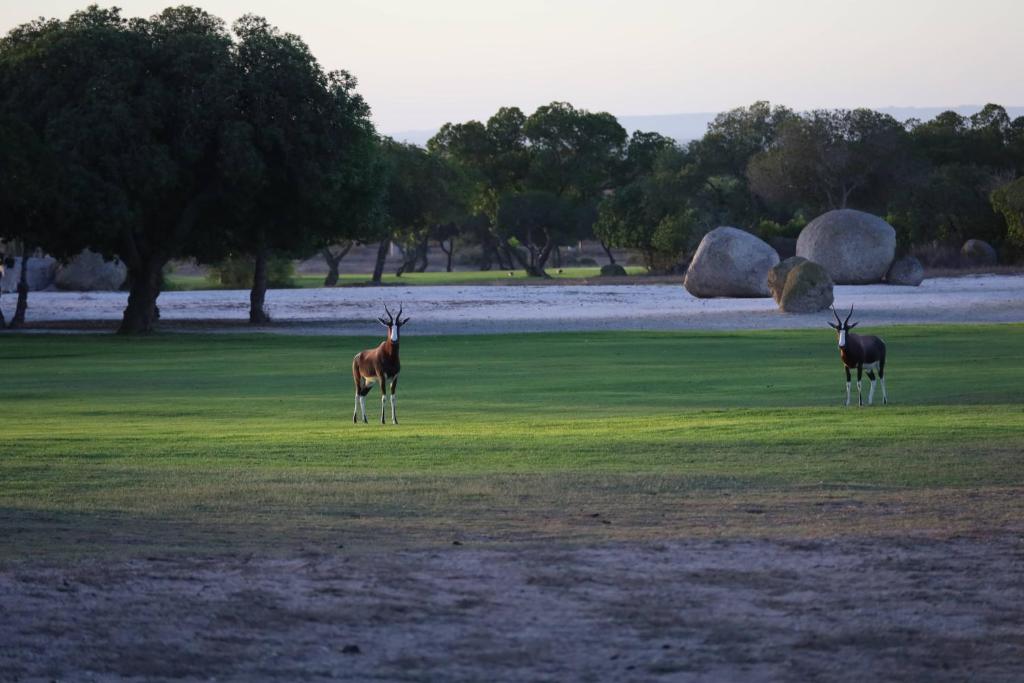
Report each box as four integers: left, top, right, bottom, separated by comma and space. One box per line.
415, 235, 429, 272
119, 258, 164, 334
10, 248, 30, 328
600, 240, 616, 265
443, 239, 454, 272
322, 242, 353, 286
371, 239, 389, 284
249, 245, 270, 324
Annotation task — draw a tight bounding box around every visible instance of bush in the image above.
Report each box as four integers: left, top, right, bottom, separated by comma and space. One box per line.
208, 254, 295, 288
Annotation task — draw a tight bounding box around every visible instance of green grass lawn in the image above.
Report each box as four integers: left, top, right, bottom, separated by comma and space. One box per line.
165, 265, 648, 290
2, 325, 1022, 559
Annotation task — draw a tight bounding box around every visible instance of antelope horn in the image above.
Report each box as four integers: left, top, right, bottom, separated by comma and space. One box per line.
844, 304, 854, 326
397, 303, 403, 320
831, 306, 843, 326
383, 304, 394, 322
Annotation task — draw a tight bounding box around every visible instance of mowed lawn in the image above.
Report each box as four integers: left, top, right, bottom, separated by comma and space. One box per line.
165, 265, 648, 290
2, 325, 1022, 560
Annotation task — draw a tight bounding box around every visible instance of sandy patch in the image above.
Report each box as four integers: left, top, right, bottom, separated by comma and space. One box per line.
4, 275, 1024, 335
2, 536, 1022, 682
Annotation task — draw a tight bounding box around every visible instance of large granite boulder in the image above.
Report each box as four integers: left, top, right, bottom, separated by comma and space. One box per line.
778, 260, 834, 313
961, 239, 997, 266
684, 226, 779, 298
796, 210, 896, 283
55, 249, 127, 291
0, 256, 58, 293
768, 256, 807, 304
885, 255, 924, 286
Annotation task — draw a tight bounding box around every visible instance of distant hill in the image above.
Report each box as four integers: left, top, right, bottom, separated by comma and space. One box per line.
387, 105, 1024, 147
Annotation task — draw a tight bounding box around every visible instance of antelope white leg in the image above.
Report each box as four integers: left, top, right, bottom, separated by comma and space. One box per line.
390, 395, 397, 424
353, 393, 360, 423
359, 396, 367, 423
868, 379, 876, 405
857, 381, 863, 407
881, 377, 888, 405
381, 395, 388, 424
845, 382, 851, 406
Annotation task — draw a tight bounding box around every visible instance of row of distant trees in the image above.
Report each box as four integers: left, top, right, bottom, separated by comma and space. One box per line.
3, 6, 1024, 333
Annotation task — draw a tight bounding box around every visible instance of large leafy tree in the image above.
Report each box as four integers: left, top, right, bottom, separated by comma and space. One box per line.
0, 6, 237, 333
747, 108, 910, 214
431, 102, 627, 276
206, 15, 379, 322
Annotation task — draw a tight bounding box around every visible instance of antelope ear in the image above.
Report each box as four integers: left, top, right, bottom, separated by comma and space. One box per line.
377, 317, 389, 327
848, 322, 859, 329
826, 321, 837, 329
399, 317, 411, 326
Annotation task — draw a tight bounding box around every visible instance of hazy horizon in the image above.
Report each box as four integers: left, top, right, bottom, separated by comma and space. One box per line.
3, 1, 1023, 135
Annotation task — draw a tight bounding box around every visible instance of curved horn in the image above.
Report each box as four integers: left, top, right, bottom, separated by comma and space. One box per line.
383, 304, 394, 322
844, 304, 854, 326
397, 303, 403, 321
831, 306, 843, 326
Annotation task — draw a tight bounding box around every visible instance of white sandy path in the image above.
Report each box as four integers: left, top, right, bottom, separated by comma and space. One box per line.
4, 275, 1023, 334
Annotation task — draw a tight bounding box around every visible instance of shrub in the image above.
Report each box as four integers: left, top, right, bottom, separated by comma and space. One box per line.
208, 254, 295, 288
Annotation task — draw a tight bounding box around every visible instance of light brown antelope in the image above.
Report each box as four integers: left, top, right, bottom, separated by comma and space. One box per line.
352, 305, 410, 424
828, 305, 887, 407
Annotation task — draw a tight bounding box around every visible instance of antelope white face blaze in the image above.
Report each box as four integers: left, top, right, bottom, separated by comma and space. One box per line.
390, 325, 399, 343
838, 330, 847, 348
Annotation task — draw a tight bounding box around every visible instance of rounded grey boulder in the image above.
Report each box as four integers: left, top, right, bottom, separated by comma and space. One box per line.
768, 256, 807, 305
961, 239, 997, 266
0, 256, 58, 293
885, 255, 924, 286
55, 249, 127, 291
779, 260, 834, 313
684, 227, 779, 298
796, 210, 896, 284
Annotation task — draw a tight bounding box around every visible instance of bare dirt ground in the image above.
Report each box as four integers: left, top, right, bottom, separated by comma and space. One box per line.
2, 535, 1022, 682
6, 274, 1024, 335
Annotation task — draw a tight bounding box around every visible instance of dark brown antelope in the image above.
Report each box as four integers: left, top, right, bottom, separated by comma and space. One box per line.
352, 305, 410, 424
828, 305, 887, 407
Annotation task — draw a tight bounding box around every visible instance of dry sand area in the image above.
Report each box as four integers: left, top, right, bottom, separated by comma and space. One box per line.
3, 535, 1023, 682
7, 274, 1024, 334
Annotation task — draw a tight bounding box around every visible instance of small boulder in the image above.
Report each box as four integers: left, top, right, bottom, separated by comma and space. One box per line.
885, 255, 924, 286
796, 210, 896, 283
684, 227, 779, 298
55, 249, 127, 291
768, 256, 807, 304
599, 263, 627, 277
0, 255, 58, 293
779, 261, 834, 313
961, 239, 997, 266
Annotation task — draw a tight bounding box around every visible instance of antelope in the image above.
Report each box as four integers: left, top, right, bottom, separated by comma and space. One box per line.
828, 305, 887, 407
352, 305, 410, 424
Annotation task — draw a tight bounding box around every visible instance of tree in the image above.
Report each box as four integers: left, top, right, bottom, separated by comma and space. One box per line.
748, 108, 910, 214
888, 164, 1010, 250
595, 146, 703, 271
0, 6, 237, 333
991, 177, 1024, 253
207, 15, 379, 322
0, 118, 65, 327
497, 191, 581, 276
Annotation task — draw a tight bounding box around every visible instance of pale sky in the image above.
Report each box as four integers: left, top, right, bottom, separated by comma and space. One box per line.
2, 0, 1022, 134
